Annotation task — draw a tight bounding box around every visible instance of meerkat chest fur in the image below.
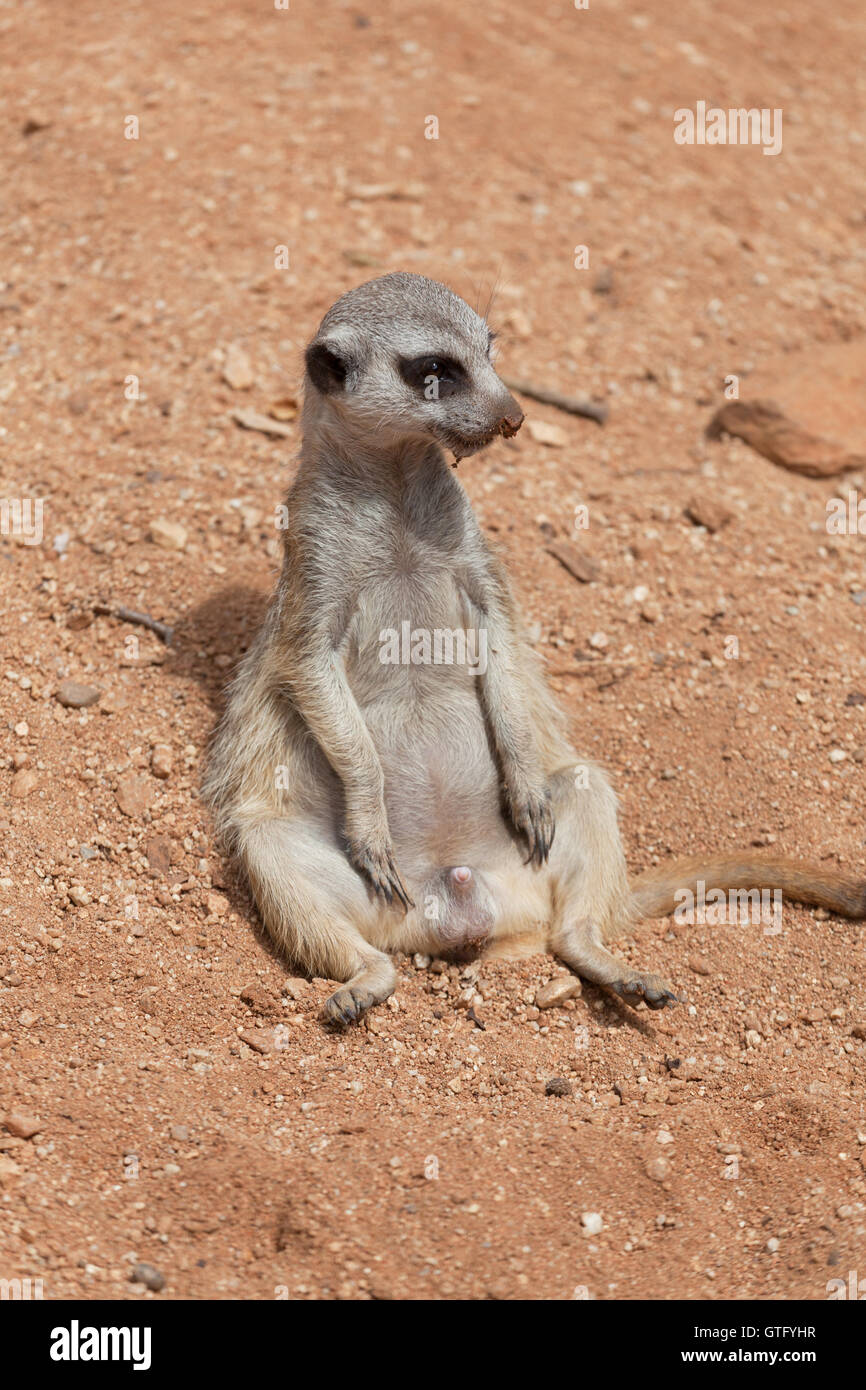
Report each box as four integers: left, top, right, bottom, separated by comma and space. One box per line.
340, 461, 487, 696
290, 447, 502, 893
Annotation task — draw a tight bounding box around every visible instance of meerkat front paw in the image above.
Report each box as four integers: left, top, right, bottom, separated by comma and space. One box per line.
348, 833, 414, 911
506, 783, 556, 866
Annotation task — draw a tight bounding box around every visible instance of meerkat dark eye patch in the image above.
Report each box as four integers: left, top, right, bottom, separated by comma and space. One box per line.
398, 354, 468, 399
305, 341, 357, 394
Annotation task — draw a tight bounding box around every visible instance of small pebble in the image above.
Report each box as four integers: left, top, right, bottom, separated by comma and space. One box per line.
527, 420, 567, 448
131, 1263, 165, 1292
149, 518, 188, 551
646, 1157, 669, 1182
10, 768, 39, 797
56, 679, 102, 709
238, 1027, 277, 1055
222, 342, 254, 391
685, 497, 732, 533
151, 745, 173, 779
115, 775, 154, 819
545, 1076, 572, 1097
536, 976, 581, 1010
3, 1110, 42, 1139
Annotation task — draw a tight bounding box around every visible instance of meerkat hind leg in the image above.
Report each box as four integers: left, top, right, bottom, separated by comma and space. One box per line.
556, 917, 677, 1010
241, 819, 397, 1026
541, 765, 678, 1010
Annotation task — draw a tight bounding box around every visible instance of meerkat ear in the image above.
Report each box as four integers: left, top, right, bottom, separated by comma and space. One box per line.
305, 338, 359, 394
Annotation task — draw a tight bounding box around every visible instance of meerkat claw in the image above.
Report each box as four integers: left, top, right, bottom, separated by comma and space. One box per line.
351, 844, 414, 913
513, 791, 555, 866
389, 871, 414, 912
382, 852, 414, 911
611, 974, 678, 1011
323, 986, 377, 1027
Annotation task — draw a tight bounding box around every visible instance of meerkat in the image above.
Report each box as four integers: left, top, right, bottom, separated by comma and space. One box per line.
204, 272, 866, 1025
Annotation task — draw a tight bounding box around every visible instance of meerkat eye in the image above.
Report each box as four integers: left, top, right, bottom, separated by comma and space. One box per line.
398, 354, 467, 399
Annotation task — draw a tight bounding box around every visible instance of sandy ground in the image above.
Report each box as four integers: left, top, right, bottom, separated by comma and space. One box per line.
1, 0, 865, 1301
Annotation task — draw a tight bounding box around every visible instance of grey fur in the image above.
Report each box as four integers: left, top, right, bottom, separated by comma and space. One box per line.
206, 275, 866, 1023
204, 275, 672, 1023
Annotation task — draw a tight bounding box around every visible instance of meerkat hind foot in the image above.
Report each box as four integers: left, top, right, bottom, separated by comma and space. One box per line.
609, 972, 678, 1011
555, 919, 677, 1012
322, 963, 396, 1027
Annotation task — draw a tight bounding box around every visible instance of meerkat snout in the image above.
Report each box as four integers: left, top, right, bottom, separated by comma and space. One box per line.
498, 401, 525, 438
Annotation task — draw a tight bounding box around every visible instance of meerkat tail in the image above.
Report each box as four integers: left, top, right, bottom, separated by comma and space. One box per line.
629, 853, 866, 922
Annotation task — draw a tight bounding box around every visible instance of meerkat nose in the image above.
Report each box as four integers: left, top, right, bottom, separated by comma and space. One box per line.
498, 401, 525, 438
451, 866, 472, 885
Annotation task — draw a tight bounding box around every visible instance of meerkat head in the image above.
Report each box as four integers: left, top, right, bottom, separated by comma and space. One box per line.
304, 273, 524, 461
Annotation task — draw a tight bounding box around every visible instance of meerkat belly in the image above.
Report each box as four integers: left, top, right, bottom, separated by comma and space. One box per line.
376, 709, 500, 849
344, 576, 514, 943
